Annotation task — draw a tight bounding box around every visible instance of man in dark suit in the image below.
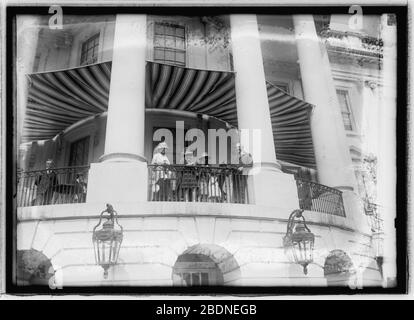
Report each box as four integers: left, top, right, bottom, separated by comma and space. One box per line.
34, 159, 58, 205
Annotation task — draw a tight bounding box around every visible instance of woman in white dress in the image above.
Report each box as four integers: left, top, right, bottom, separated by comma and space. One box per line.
151, 142, 172, 200
196, 152, 221, 202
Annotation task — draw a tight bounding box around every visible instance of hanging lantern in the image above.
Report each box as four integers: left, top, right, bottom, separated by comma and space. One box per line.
283, 209, 315, 275
92, 204, 123, 279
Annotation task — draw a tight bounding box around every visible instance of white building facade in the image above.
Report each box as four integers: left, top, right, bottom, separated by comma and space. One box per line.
15, 13, 396, 288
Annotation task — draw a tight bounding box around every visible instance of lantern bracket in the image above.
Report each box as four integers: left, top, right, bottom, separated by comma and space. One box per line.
93, 203, 123, 234
284, 209, 311, 237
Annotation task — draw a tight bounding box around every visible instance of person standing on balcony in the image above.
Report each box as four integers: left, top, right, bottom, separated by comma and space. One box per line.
151, 142, 172, 201
177, 149, 197, 202
34, 159, 58, 206
196, 152, 222, 202
234, 143, 252, 203
196, 152, 210, 202
183, 149, 196, 166
151, 142, 170, 166
236, 143, 253, 169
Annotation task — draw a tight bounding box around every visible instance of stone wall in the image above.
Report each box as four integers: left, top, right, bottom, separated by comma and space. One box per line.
16, 202, 382, 287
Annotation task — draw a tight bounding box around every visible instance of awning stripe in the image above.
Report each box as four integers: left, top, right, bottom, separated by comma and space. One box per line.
23, 61, 316, 168
266, 81, 316, 168
175, 70, 210, 110
28, 91, 93, 116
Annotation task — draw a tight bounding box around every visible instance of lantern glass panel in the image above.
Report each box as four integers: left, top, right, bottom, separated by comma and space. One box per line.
93, 231, 123, 267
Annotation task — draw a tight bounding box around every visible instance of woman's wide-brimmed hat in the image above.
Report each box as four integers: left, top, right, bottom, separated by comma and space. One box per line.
155, 142, 169, 151
181, 148, 193, 155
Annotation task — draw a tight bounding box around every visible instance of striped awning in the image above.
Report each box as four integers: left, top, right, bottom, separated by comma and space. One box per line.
23, 61, 316, 168
24, 62, 111, 142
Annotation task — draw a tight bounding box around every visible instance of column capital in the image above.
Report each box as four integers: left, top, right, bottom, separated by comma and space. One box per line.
364, 80, 378, 89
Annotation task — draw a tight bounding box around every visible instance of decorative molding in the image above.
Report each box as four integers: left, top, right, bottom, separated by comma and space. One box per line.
99, 153, 147, 163
319, 28, 383, 65
364, 80, 378, 89
331, 68, 383, 87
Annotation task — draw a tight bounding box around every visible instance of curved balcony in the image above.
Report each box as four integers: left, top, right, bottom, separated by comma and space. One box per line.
148, 164, 249, 204
17, 166, 89, 207
295, 178, 346, 217
17, 165, 346, 221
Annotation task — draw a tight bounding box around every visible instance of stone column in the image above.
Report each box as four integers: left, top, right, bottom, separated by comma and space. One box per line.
377, 14, 397, 288
16, 15, 42, 147
230, 14, 299, 209
87, 14, 148, 204
293, 14, 358, 192
293, 15, 368, 233
361, 80, 380, 156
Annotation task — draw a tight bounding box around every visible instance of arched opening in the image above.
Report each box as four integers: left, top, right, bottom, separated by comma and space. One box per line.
16, 249, 55, 286
172, 244, 241, 286
323, 249, 355, 286
173, 254, 224, 286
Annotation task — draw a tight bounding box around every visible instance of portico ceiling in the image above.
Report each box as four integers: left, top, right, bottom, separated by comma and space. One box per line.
23, 61, 316, 168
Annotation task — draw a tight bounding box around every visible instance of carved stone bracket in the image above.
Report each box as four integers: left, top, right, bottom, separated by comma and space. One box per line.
364, 80, 378, 89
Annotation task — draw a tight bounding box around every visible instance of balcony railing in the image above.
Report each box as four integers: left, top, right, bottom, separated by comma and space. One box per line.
17, 166, 89, 207
148, 164, 248, 204
296, 179, 346, 217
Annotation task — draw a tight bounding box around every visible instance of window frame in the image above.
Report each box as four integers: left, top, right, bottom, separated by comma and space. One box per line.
153, 22, 186, 67
68, 136, 91, 167
336, 88, 355, 132
80, 32, 100, 66
274, 82, 291, 94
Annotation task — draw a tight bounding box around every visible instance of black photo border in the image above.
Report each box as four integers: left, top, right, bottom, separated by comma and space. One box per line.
4, 4, 408, 296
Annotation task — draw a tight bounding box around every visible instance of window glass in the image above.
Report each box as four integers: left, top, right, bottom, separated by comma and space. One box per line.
336, 89, 354, 131
153, 22, 186, 66
80, 33, 99, 65
154, 49, 164, 60
275, 83, 289, 93
69, 136, 90, 166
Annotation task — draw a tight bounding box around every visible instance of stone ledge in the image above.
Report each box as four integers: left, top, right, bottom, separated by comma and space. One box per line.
17, 202, 367, 235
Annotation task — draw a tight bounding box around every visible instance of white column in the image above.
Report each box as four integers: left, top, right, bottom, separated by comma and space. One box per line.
230, 14, 299, 210
293, 15, 358, 192
377, 14, 397, 288
230, 14, 278, 167
293, 15, 368, 233
87, 14, 148, 204
361, 80, 380, 156
102, 14, 147, 162
16, 15, 41, 147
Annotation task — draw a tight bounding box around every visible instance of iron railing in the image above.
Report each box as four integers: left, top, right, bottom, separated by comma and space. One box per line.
17, 166, 90, 207
148, 164, 249, 204
296, 179, 346, 217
